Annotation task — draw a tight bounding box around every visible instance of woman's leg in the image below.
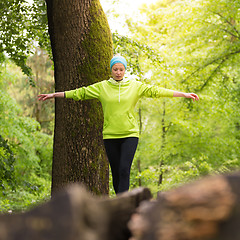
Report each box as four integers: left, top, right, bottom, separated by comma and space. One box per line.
118, 137, 139, 193
104, 139, 121, 193
104, 137, 139, 194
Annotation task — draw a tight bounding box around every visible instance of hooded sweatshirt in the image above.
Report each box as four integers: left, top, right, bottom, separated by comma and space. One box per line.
65, 78, 174, 139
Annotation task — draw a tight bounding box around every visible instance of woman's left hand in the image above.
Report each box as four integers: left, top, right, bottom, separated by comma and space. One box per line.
183, 93, 199, 101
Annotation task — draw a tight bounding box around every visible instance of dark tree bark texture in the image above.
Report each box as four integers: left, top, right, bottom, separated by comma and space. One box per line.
0, 186, 152, 240
45, 0, 113, 195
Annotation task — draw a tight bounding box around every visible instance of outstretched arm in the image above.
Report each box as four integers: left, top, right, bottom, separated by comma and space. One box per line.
38, 92, 65, 101
173, 91, 199, 102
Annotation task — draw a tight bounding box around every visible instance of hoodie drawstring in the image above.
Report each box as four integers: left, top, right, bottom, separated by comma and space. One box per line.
119, 82, 121, 103
108, 78, 129, 103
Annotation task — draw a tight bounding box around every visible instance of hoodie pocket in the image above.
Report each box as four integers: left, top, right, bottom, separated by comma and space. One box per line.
103, 113, 138, 134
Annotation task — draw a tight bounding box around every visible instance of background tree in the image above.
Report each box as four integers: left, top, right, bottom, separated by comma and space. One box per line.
121, 0, 240, 193
45, 0, 113, 194
8, 48, 55, 135
0, 60, 53, 212
0, 0, 49, 79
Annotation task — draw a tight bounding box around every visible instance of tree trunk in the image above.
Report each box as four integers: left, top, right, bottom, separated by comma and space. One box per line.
137, 107, 142, 187
158, 100, 166, 185
45, 0, 113, 195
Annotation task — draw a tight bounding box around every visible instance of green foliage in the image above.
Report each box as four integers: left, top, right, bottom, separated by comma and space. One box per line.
0, 135, 16, 191
7, 49, 55, 134
1, 0, 239, 203
112, 33, 164, 76
129, 0, 240, 91
114, 0, 240, 194
0, 63, 52, 213
0, 0, 50, 77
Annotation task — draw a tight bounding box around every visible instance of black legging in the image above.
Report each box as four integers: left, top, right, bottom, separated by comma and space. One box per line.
104, 137, 139, 194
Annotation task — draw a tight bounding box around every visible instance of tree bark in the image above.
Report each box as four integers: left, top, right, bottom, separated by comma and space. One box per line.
129, 173, 240, 240
137, 107, 142, 187
45, 0, 113, 195
158, 100, 166, 185
0, 186, 152, 240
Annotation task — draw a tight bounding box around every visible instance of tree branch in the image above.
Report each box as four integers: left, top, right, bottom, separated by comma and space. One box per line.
220, 28, 240, 39
182, 50, 240, 85
212, 11, 240, 37
198, 58, 226, 91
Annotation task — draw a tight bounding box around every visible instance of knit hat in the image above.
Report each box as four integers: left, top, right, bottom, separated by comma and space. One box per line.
110, 56, 127, 70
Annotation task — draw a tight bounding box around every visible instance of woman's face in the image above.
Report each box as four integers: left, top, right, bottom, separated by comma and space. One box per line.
111, 63, 125, 81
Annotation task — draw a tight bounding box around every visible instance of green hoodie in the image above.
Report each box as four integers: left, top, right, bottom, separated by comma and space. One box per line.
65, 78, 174, 139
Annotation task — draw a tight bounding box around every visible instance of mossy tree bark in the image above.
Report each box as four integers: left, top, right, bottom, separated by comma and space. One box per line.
45, 0, 113, 195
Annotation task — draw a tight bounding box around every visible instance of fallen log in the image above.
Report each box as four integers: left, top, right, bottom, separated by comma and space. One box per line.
1, 172, 240, 240
101, 188, 152, 240
0, 185, 152, 240
128, 172, 240, 240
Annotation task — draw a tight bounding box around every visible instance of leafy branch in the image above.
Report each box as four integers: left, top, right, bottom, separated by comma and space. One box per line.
0, 0, 49, 82
182, 49, 240, 91
212, 11, 240, 38
112, 32, 169, 73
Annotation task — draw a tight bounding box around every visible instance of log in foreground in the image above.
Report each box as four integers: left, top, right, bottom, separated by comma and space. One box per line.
1, 172, 240, 240
128, 173, 240, 240
0, 186, 151, 240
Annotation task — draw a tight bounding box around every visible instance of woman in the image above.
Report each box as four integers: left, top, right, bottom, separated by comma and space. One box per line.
38, 55, 199, 194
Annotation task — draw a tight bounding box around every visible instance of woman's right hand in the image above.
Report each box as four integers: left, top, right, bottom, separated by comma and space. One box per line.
38, 93, 55, 101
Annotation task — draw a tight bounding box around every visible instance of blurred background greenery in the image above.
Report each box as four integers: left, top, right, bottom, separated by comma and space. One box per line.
1, 0, 239, 210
